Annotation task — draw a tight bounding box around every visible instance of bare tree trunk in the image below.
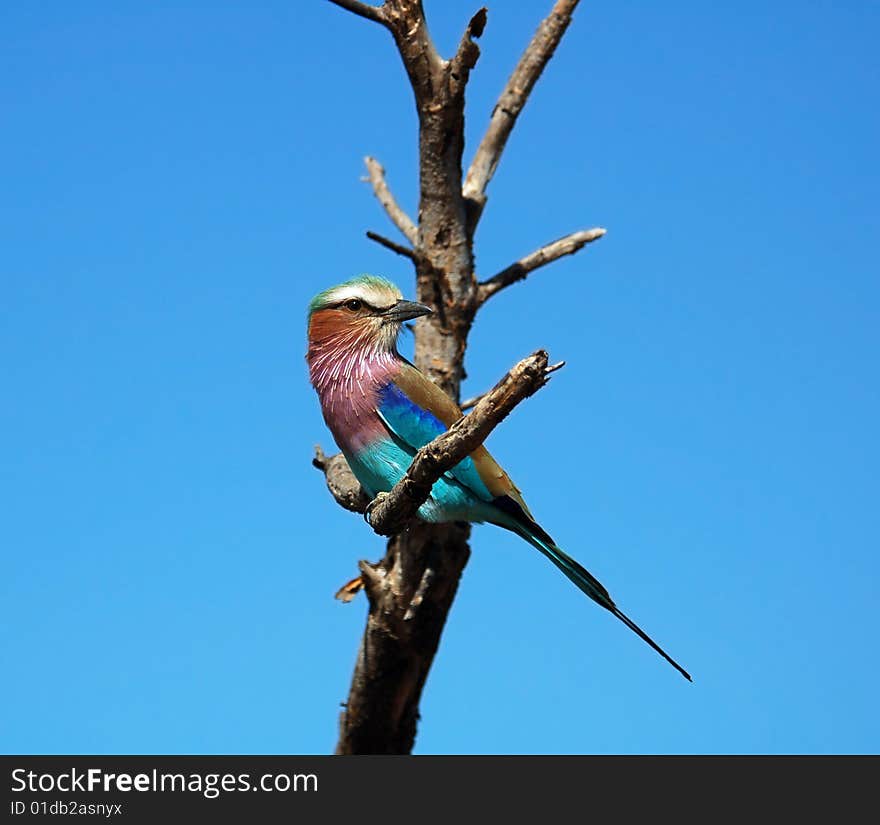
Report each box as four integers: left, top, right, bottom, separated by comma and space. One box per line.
318, 0, 603, 754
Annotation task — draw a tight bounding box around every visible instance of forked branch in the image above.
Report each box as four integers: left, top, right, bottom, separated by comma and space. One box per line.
460, 358, 564, 410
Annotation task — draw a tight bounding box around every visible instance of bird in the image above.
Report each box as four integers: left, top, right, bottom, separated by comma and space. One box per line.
307, 274, 691, 681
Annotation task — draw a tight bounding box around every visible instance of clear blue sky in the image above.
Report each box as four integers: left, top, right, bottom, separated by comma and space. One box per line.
2, 1, 878, 755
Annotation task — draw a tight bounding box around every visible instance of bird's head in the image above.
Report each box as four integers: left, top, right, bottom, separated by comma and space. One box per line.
307, 275, 432, 356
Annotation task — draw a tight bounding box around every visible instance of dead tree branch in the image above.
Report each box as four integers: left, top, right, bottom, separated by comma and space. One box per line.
460, 358, 565, 410
458, 394, 482, 412
312, 446, 370, 513
365, 230, 416, 260
327, 0, 388, 26
323, 0, 590, 754
478, 227, 606, 304
367, 349, 555, 536
364, 157, 418, 245
463, 0, 580, 226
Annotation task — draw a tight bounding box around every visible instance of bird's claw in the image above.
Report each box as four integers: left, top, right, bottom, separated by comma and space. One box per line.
363, 492, 388, 526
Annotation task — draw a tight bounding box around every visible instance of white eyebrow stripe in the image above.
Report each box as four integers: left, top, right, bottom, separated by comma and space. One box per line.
324, 283, 401, 307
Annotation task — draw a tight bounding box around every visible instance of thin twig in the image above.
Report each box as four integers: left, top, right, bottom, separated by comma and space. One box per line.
364, 157, 418, 245
459, 394, 483, 412
463, 0, 580, 225
327, 0, 387, 26
365, 230, 416, 260
478, 227, 605, 304
366, 350, 555, 536
460, 359, 565, 411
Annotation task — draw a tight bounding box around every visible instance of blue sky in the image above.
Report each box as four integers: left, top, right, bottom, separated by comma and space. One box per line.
2, 1, 877, 754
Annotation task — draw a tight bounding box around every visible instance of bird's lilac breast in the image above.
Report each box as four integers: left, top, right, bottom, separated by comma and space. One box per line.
311, 350, 399, 454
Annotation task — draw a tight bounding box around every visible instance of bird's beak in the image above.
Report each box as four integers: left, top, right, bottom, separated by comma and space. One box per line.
382, 300, 433, 322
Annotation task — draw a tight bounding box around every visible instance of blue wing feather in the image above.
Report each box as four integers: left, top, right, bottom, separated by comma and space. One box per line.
376, 381, 494, 502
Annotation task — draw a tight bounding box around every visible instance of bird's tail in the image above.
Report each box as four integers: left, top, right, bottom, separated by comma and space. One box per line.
505, 519, 692, 682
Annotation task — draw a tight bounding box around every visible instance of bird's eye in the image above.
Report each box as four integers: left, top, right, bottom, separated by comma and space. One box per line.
344, 299, 363, 311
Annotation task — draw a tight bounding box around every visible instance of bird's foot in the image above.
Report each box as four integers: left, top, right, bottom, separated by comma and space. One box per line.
363, 492, 388, 527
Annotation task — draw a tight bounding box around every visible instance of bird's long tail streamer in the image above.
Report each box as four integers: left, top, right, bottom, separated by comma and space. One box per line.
513, 525, 692, 681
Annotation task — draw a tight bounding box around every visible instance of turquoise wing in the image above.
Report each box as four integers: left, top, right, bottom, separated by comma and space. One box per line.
375, 380, 494, 503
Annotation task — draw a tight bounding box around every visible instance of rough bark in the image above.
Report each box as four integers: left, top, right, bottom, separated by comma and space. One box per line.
323, 0, 598, 754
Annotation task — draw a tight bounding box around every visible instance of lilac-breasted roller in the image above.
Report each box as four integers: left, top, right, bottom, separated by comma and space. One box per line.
308, 275, 691, 681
